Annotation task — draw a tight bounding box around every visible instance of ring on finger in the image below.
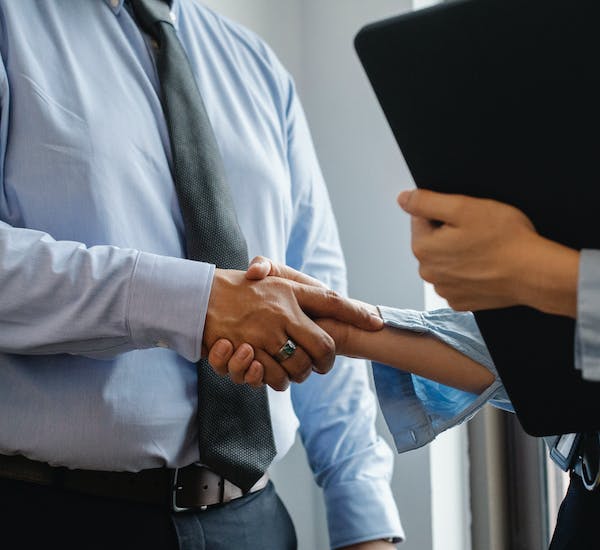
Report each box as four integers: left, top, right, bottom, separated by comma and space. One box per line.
273, 339, 297, 363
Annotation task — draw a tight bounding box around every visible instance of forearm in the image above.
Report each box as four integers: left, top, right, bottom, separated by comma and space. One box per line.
513, 234, 579, 319
344, 324, 494, 394
0, 222, 211, 359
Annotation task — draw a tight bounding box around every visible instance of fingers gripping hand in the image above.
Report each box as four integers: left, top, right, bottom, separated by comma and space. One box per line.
207, 339, 266, 386
203, 269, 338, 389
207, 300, 382, 389
246, 256, 326, 288
207, 339, 314, 391
247, 257, 383, 331
397, 189, 539, 310
204, 266, 383, 390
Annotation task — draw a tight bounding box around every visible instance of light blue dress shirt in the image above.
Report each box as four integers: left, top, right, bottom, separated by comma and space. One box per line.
0, 1, 402, 545
374, 250, 600, 453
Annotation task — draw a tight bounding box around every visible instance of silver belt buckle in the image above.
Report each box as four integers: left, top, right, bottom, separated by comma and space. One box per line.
171, 466, 191, 512
171, 463, 211, 513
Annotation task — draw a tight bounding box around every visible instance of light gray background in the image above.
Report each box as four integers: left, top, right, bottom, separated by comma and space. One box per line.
200, 2, 429, 548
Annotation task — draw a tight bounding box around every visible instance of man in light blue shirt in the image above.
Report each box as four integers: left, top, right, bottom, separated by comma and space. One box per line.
0, 1, 402, 548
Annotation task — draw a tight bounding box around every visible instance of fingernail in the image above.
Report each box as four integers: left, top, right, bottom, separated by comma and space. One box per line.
371, 313, 384, 327
238, 345, 252, 360
398, 190, 412, 208
213, 340, 230, 359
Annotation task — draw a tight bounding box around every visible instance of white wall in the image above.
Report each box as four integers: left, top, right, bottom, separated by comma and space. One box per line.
201, 2, 433, 549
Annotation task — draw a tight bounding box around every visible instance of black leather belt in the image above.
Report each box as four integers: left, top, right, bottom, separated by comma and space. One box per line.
0, 454, 268, 512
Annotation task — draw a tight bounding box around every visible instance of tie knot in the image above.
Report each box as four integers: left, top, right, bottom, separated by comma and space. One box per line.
128, 0, 173, 38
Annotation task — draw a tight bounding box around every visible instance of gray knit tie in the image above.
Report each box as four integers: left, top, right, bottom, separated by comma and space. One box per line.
128, 0, 276, 492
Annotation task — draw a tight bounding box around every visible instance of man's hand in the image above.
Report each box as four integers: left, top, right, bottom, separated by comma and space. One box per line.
398, 189, 579, 317
208, 312, 377, 389
204, 263, 383, 391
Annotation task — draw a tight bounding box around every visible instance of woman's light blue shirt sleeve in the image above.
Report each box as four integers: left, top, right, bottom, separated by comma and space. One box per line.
373, 307, 513, 453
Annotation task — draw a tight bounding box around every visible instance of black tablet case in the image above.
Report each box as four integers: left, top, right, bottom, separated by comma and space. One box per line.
355, 0, 600, 436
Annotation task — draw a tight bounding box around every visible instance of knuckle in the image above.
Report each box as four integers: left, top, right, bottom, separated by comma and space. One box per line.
245, 372, 262, 387
322, 332, 336, 354
228, 361, 245, 378
412, 240, 428, 260
314, 333, 335, 362
207, 353, 223, 370
294, 370, 312, 384
447, 298, 461, 310
211, 364, 227, 377
271, 376, 290, 392
325, 288, 341, 304
434, 285, 454, 304
289, 358, 312, 383
419, 265, 435, 283
263, 362, 291, 392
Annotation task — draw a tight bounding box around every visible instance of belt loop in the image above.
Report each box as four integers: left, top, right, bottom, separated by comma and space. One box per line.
219, 474, 225, 503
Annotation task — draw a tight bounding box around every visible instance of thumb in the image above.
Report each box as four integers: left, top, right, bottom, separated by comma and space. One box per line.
246, 256, 273, 280
246, 256, 326, 288
398, 188, 463, 225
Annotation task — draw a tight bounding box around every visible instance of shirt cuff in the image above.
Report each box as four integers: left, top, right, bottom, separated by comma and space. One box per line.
127, 252, 215, 362
373, 306, 511, 454
325, 478, 405, 549
576, 249, 600, 381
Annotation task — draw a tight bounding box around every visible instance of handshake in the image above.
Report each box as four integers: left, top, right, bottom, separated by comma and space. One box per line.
203, 256, 384, 392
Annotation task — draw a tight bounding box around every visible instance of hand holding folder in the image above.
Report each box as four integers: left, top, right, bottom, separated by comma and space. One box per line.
355, 0, 600, 436
397, 189, 579, 318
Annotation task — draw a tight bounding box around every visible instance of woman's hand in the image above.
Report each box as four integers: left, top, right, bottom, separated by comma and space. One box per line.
398, 189, 579, 317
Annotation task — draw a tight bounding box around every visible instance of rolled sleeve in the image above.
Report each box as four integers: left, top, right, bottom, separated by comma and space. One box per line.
326, 476, 405, 548
128, 252, 215, 362
576, 249, 600, 381
283, 65, 402, 545
293, 358, 405, 548
374, 307, 511, 454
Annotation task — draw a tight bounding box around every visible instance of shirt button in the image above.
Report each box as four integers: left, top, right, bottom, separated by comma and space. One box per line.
110, 0, 119, 8
155, 340, 170, 349
169, 11, 177, 22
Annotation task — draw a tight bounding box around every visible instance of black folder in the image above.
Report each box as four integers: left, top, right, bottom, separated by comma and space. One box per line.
354, 0, 600, 436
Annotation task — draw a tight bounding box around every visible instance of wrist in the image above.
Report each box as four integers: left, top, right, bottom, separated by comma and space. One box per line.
513, 235, 579, 318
